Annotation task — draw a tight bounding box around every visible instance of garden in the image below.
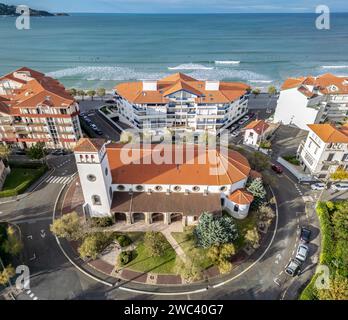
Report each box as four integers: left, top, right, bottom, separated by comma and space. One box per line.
300, 200, 348, 300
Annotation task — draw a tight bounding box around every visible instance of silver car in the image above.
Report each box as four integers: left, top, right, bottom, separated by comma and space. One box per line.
295, 244, 309, 262
311, 183, 326, 190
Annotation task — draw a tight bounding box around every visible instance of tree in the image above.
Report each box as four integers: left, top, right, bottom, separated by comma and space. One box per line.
87, 90, 96, 101
78, 232, 110, 260
0, 265, 15, 286
318, 273, 348, 300
247, 178, 266, 203
0, 145, 11, 162
50, 212, 84, 241
258, 204, 276, 226
77, 90, 86, 101
96, 88, 106, 100
331, 168, 348, 181
267, 86, 277, 97
194, 212, 238, 249
144, 232, 167, 257
27, 142, 46, 160
249, 151, 269, 172
245, 227, 261, 249
175, 255, 203, 283
68, 88, 77, 97
207, 243, 235, 274
1, 226, 23, 256
332, 210, 348, 241
252, 88, 261, 98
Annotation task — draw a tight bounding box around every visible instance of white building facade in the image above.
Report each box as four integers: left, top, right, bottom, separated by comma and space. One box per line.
74, 138, 257, 226
274, 74, 348, 130
114, 73, 250, 135
297, 124, 348, 179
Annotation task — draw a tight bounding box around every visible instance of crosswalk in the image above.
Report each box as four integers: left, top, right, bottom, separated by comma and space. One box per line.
45, 175, 74, 185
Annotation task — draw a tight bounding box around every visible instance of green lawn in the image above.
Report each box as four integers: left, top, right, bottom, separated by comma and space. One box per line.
3, 168, 43, 190
123, 232, 177, 274
172, 231, 212, 270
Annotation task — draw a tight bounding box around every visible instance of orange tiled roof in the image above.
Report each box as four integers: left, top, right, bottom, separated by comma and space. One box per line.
105, 143, 252, 186
0, 67, 75, 112
244, 119, 270, 135
307, 124, 348, 143
228, 189, 254, 205
281, 73, 348, 96
74, 138, 105, 152
115, 73, 250, 105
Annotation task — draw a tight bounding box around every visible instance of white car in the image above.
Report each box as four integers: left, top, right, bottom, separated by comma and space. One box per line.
238, 119, 246, 125
295, 244, 309, 262
231, 130, 240, 138
311, 183, 326, 190
331, 183, 348, 191
243, 115, 250, 121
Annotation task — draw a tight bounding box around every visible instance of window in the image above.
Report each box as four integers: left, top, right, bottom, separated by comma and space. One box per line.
117, 185, 125, 191
105, 167, 108, 176
342, 154, 348, 162
173, 186, 181, 192
327, 153, 334, 161
234, 204, 239, 212
109, 187, 113, 198
87, 174, 96, 182
192, 186, 200, 192
155, 186, 163, 192
321, 165, 330, 171
220, 186, 227, 192
135, 185, 144, 191
92, 195, 101, 206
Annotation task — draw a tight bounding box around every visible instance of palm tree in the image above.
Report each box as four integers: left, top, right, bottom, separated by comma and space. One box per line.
267, 86, 277, 97
87, 90, 96, 101
68, 88, 77, 97
96, 88, 106, 101
252, 88, 261, 98
77, 90, 86, 101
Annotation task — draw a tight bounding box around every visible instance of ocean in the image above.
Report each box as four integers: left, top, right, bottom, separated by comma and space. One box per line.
0, 13, 348, 90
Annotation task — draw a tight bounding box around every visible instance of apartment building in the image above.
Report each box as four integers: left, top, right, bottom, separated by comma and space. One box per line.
297, 123, 348, 179
114, 73, 250, 135
0, 67, 82, 150
274, 73, 348, 130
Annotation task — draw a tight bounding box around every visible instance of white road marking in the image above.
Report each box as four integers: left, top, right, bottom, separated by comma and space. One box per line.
30, 293, 34, 298
273, 278, 281, 286
33, 297, 38, 300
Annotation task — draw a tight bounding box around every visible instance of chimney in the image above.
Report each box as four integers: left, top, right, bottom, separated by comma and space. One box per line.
143, 80, 158, 91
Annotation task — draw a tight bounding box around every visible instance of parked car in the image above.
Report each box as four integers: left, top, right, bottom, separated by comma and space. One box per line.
271, 164, 283, 174
300, 226, 311, 243
105, 99, 116, 104
248, 112, 255, 118
95, 130, 103, 136
90, 124, 98, 129
295, 244, 309, 262
231, 130, 240, 138
285, 259, 302, 277
230, 125, 239, 132
51, 149, 67, 156
238, 119, 246, 125
311, 182, 326, 190
331, 183, 348, 191
14, 149, 26, 155
243, 115, 250, 121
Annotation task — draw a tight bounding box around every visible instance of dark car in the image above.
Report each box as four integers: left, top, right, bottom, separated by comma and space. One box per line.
51, 149, 66, 156
95, 129, 103, 136
105, 99, 116, 104
249, 112, 255, 118
285, 259, 302, 277
300, 227, 312, 243
271, 164, 283, 174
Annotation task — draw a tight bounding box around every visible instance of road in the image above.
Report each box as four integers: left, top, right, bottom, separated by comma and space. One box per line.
0, 151, 322, 300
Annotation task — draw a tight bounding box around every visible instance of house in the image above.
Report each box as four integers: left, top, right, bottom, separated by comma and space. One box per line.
0, 67, 82, 150
297, 123, 348, 179
74, 138, 258, 225
0, 159, 10, 190
274, 74, 348, 130
115, 73, 250, 136
243, 119, 276, 148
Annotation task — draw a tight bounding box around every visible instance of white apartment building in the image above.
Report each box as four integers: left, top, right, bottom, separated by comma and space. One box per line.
297, 124, 348, 179
74, 138, 259, 225
0, 67, 82, 150
274, 74, 348, 131
114, 73, 250, 135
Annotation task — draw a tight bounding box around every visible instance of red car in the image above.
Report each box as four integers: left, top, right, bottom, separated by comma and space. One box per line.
271, 164, 283, 174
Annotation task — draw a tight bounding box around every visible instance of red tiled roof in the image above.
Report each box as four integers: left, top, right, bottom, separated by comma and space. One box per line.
228, 189, 254, 205
105, 143, 251, 186
244, 119, 270, 135
74, 138, 105, 152
307, 124, 348, 143
115, 73, 250, 105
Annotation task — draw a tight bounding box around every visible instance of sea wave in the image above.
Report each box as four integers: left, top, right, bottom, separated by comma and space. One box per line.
321, 65, 348, 69
168, 63, 213, 70
249, 80, 274, 84
215, 60, 240, 65
47, 65, 269, 83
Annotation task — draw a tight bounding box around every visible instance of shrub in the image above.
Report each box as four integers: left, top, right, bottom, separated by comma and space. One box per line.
78, 232, 112, 260
50, 212, 84, 241
282, 155, 300, 166
118, 250, 133, 266
116, 235, 132, 247
144, 232, 167, 257
244, 227, 261, 249
90, 217, 114, 228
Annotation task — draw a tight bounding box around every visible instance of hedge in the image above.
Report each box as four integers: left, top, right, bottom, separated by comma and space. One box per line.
119, 250, 134, 266
0, 165, 47, 198
299, 273, 319, 300
90, 217, 114, 228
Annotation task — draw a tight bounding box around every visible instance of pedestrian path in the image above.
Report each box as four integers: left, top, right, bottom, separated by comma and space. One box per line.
45, 175, 74, 185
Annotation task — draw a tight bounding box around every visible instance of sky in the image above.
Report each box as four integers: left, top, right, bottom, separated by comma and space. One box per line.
4, 0, 348, 13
